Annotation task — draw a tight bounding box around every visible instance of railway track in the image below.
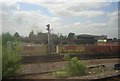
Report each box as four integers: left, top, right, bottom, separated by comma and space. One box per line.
15, 71, 120, 80
16, 58, 120, 80
91, 74, 120, 81
12, 72, 120, 80
21, 53, 120, 63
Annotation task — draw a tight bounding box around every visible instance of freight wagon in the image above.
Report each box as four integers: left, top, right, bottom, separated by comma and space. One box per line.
19, 43, 120, 56
56, 44, 120, 54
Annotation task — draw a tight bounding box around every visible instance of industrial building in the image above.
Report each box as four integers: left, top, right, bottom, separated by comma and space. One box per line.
74, 34, 107, 44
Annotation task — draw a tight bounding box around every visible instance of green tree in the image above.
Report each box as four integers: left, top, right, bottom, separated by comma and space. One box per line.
29, 30, 34, 37
14, 32, 20, 38
2, 32, 21, 78
2, 32, 15, 47
68, 32, 75, 39
37, 32, 43, 36
0, 34, 2, 45
0, 34, 2, 78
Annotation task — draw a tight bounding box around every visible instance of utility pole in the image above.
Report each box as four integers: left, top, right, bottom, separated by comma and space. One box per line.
46, 24, 51, 54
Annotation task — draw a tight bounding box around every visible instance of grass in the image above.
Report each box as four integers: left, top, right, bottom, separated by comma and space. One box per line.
53, 55, 87, 78
2, 46, 21, 78
53, 70, 70, 78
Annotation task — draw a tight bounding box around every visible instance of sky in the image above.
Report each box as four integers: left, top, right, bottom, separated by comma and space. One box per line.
0, 0, 119, 38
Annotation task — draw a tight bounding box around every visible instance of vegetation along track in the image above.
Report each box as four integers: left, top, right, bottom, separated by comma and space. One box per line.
21, 53, 120, 63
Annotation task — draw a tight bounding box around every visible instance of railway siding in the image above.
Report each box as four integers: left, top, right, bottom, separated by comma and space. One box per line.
21, 53, 120, 63
17, 59, 119, 75
68, 70, 120, 79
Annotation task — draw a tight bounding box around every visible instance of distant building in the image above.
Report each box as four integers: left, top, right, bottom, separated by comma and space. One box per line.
94, 35, 107, 40
74, 34, 107, 44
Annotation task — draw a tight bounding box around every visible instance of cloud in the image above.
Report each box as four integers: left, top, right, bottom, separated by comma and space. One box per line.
1, 3, 62, 36
36, 2, 110, 17
2, 11, 61, 36
106, 11, 118, 38
57, 22, 107, 35
55, 10, 118, 38
71, 11, 105, 17
1, 0, 119, 2
1, 2, 118, 38
1, 2, 20, 12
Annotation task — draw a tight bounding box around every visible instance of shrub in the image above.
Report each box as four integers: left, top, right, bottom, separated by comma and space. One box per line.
65, 57, 86, 76
2, 46, 21, 78
54, 56, 87, 78
63, 54, 71, 61
0, 52, 1, 79
2, 33, 21, 78
2, 33, 15, 47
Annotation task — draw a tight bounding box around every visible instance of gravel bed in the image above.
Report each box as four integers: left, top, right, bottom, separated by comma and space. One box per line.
16, 58, 119, 79
16, 70, 120, 79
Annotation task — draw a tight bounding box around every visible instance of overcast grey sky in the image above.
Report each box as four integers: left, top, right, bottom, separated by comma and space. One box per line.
1, 0, 119, 38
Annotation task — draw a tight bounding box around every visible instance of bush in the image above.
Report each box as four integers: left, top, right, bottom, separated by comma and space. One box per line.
2, 33, 16, 47
63, 54, 71, 61
2, 33, 21, 78
0, 52, 1, 79
65, 57, 86, 76
54, 56, 87, 78
2, 46, 21, 78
